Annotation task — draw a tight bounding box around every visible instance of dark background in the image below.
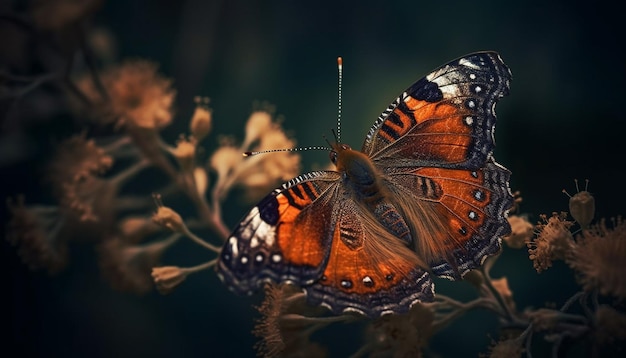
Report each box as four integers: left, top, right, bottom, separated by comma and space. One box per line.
2, 0, 625, 357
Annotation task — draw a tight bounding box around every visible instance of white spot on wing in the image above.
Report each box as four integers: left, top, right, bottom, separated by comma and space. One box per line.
228, 237, 238, 257
459, 57, 481, 70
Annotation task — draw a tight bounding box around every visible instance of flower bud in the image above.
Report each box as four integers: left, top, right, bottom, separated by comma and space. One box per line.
243, 111, 273, 148
564, 180, 595, 229
504, 215, 534, 249
151, 266, 187, 294
209, 145, 241, 178
569, 190, 595, 229
190, 97, 212, 141
171, 137, 196, 173
152, 204, 185, 232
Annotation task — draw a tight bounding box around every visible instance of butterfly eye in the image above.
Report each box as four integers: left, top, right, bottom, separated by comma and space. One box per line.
329, 150, 338, 164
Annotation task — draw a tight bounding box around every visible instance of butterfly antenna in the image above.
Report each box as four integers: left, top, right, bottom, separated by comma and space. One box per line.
337, 56, 343, 143
244, 146, 331, 157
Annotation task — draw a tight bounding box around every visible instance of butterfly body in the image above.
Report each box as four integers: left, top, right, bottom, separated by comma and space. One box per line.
217, 52, 513, 318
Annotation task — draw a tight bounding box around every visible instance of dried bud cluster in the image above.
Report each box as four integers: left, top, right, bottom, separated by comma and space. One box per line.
527, 212, 574, 272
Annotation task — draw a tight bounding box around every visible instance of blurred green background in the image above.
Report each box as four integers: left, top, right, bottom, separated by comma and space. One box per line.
3, 0, 625, 357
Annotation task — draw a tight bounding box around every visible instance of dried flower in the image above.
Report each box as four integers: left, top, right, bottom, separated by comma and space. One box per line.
239, 126, 300, 202
80, 60, 176, 130
151, 266, 188, 295
190, 97, 212, 141
564, 179, 595, 229
567, 217, 626, 299
6, 197, 68, 274
242, 110, 273, 149
48, 133, 113, 185
151, 199, 185, 233
47, 133, 114, 222
210, 141, 241, 178
209, 108, 300, 202
527, 212, 574, 273
97, 234, 179, 294
504, 215, 534, 249
170, 136, 196, 173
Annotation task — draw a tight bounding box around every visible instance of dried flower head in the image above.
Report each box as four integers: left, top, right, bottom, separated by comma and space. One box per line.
567, 217, 626, 299
365, 302, 435, 358
209, 140, 241, 182
253, 283, 328, 358
527, 212, 575, 273
97, 234, 179, 294
151, 195, 185, 233
6, 197, 68, 274
48, 133, 113, 185
151, 266, 188, 295
210, 110, 301, 203
170, 136, 197, 173
47, 133, 114, 222
504, 215, 534, 249
243, 110, 273, 149
563, 179, 595, 229
30, 0, 103, 30
239, 125, 300, 202
80, 60, 176, 130
190, 97, 212, 141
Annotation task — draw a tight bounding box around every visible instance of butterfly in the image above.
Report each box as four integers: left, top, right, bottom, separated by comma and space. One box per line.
216, 52, 513, 318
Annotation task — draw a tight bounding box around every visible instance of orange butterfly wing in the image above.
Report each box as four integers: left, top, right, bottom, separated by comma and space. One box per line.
364, 52, 511, 169
364, 52, 513, 278
216, 171, 341, 294
385, 159, 512, 279
305, 196, 434, 317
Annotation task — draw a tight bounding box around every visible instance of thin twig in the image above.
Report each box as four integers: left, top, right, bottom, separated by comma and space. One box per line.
181, 224, 221, 253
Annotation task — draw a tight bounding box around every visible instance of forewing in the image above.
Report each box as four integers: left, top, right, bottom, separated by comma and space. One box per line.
363, 52, 511, 170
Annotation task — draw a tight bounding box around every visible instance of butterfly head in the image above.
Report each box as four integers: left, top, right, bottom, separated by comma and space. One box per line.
329, 141, 379, 188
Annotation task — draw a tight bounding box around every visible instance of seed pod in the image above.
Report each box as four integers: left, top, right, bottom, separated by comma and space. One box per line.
564, 179, 595, 229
